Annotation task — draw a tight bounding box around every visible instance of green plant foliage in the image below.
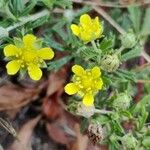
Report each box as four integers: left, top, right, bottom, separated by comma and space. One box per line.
0, 1, 150, 150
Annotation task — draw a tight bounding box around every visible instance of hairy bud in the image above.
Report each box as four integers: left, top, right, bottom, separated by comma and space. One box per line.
121, 133, 137, 149
101, 54, 120, 72
87, 123, 103, 144
112, 93, 131, 110
121, 32, 136, 48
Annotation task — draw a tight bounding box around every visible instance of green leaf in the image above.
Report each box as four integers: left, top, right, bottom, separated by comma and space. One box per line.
142, 136, 150, 147
128, 6, 141, 33
28, 15, 49, 29
132, 95, 150, 114
47, 56, 73, 71
79, 46, 99, 61
121, 45, 141, 61
13, 37, 23, 48
141, 7, 150, 36
52, 19, 68, 41
114, 69, 136, 82
93, 115, 110, 125
120, 110, 132, 119
137, 107, 148, 130
80, 118, 89, 133
42, 0, 56, 8
8, 0, 24, 18
54, 0, 72, 9
44, 36, 64, 51
99, 36, 115, 53
22, 0, 37, 16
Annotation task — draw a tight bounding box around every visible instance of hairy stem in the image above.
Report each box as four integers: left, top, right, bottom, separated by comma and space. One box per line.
94, 109, 113, 114
6, 9, 49, 32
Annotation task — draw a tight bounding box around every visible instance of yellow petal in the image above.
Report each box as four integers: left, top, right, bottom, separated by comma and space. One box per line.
64, 83, 79, 95
93, 17, 100, 27
95, 78, 103, 90
93, 17, 103, 38
71, 24, 80, 36
80, 30, 91, 43
28, 64, 42, 80
83, 93, 94, 106
92, 66, 101, 78
80, 14, 91, 25
23, 34, 36, 46
38, 48, 54, 60
72, 65, 85, 76
4, 44, 19, 57
6, 60, 21, 75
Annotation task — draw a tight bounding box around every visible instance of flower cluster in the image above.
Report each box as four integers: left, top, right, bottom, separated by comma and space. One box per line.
71, 14, 103, 43
4, 34, 54, 80
64, 65, 103, 106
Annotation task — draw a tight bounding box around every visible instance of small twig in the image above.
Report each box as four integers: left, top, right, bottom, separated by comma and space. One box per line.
141, 50, 150, 62
93, 6, 126, 34
137, 79, 150, 84
6, 9, 49, 32
133, 62, 150, 72
73, 0, 150, 8
94, 109, 113, 114
0, 118, 17, 138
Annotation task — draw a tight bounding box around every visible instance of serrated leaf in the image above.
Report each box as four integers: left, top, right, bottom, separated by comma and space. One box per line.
28, 15, 49, 29
13, 37, 23, 48
54, 0, 72, 9
80, 47, 99, 60
8, 0, 24, 18
52, 19, 68, 41
47, 56, 73, 71
142, 137, 150, 147
132, 95, 150, 114
93, 115, 110, 125
21, 0, 37, 16
128, 6, 141, 33
141, 7, 150, 36
99, 36, 114, 53
114, 69, 136, 82
42, 0, 56, 8
44, 36, 64, 51
137, 107, 148, 130
122, 45, 141, 61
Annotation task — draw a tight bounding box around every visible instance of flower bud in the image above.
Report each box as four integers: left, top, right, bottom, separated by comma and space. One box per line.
87, 123, 103, 144
112, 93, 131, 110
120, 32, 136, 48
76, 102, 95, 118
101, 54, 120, 72
121, 133, 137, 149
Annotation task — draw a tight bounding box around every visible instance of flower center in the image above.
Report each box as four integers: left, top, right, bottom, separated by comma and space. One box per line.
74, 71, 96, 92
23, 51, 37, 62
15, 46, 40, 67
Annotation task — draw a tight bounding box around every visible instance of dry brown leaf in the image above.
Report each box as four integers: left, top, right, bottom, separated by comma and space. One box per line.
8, 115, 41, 150
42, 93, 63, 120
71, 124, 88, 150
46, 67, 67, 97
0, 84, 39, 111
46, 122, 70, 145
42, 67, 68, 119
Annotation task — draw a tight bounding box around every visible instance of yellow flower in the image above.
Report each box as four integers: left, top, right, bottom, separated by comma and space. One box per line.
71, 14, 103, 43
4, 34, 54, 80
64, 65, 103, 106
